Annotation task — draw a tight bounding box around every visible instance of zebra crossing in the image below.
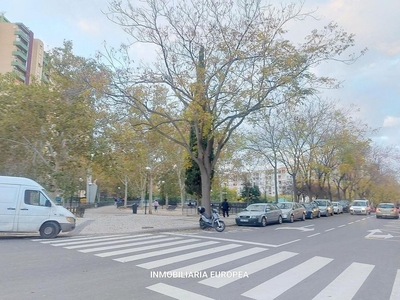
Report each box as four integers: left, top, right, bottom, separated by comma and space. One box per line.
32, 233, 400, 300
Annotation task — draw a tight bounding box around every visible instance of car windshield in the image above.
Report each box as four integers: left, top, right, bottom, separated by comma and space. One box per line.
332, 203, 338, 206
302, 203, 312, 208
352, 201, 366, 207
314, 201, 327, 206
277, 203, 293, 209
245, 204, 266, 212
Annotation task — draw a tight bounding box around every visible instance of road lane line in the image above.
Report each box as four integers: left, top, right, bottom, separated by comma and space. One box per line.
325, 228, 335, 232
242, 256, 333, 300
136, 244, 242, 268
200, 251, 298, 288
338, 225, 346, 228
307, 233, 321, 238
313, 262, 374, 300
147, 283, 214, 300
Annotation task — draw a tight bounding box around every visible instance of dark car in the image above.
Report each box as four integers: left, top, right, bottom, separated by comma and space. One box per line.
235, 203, 283, 227
301, 202, 321, 219
339, 200, 350, 213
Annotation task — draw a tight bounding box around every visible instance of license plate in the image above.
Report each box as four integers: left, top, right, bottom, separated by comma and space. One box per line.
240, 219, 248, 222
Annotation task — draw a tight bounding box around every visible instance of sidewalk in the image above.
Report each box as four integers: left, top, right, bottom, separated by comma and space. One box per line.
72, 205, 236, 236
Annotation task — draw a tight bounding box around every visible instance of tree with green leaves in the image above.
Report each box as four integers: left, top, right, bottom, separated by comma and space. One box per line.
0, 41, 103, 200
101, 0, 363, 214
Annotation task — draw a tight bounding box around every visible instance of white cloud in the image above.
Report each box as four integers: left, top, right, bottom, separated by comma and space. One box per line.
383, 116, 400, 127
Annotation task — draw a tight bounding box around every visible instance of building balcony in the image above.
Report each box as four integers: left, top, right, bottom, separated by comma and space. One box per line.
14, 30, 30, 42
12, 50, 27, 61
13, 40, 28, 52
11, 60, 27, 72
14, 71, 26, 83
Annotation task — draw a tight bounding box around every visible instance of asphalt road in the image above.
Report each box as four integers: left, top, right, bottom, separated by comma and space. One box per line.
1, 213, 399, 300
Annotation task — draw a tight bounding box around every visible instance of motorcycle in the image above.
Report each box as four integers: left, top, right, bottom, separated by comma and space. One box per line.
198, 206, 226, 232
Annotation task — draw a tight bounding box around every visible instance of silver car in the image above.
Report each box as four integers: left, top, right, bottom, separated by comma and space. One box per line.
376, 203, 399, 219
313, 199, 334, 216
276, 202, 306, 223
235, 203, 283, 227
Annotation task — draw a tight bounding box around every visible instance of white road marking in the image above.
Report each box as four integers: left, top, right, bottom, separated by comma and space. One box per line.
97, 238, 203, 257
242, 256, 333, 300
200, 251, 298, 288
113, 241, 219, 262
307, 233, 321, 238
312, 262, 374, 300
78, 236, 182, 252
136, 244, 242, 268
147, 283, 214, 300
168, 247, 267, 274
390, 269, 400, 300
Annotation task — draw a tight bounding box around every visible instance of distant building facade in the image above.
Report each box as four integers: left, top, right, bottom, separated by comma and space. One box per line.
226, 166, 293, 198
0, 13, 46, 84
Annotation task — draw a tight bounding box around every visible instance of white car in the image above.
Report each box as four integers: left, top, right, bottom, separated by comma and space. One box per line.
350, 200, 371, 215
332, 202, 343, 214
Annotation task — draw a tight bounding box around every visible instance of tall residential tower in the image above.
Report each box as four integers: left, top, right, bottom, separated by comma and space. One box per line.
0, 13, 45, 84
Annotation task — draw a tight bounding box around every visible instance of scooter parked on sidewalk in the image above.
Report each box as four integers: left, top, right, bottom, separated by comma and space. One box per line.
198, 206, 226, 232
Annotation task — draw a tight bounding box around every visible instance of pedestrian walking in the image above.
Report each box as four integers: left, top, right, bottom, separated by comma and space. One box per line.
154, 200, 159, 212
221, 198, 230, 217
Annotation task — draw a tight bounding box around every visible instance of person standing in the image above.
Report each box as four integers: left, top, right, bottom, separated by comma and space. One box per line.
221, 198, 230, 217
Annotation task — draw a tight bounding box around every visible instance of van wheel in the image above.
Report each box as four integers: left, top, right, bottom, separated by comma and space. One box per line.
40, 222, 59, 239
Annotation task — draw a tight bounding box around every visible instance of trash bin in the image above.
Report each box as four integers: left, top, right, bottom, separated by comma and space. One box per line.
132, 203, 138, 214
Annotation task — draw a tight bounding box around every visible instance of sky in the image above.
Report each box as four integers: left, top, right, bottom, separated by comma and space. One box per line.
2, 0, 399, 148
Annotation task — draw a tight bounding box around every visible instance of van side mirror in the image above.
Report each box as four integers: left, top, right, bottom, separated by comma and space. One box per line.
45, 200, 52, 207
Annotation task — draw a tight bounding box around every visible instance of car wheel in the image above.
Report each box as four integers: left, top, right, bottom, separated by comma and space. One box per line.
317, 212, 321, 218
277, 215, 282, 224
301, 213, 305, 221
290, 214, 294, 223
309, 213, 313, 219
39, 222, 59, 239
260, 217, 267, 227
376, 216, 379, 219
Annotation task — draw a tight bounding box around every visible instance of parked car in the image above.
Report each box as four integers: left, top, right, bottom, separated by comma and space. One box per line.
235, 203, 283, 227
350, 200, 371, 215
313, 199, 334, 216
376, 203, 399, 219
332, 202, 343, 214
276, 202, 306, 223
339, 200, 350, 213
301, 202, 321, 219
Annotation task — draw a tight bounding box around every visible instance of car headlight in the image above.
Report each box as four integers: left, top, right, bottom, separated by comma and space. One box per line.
250, 215, 258, 219
282, 213, 287, 218
66, 217, 76, 223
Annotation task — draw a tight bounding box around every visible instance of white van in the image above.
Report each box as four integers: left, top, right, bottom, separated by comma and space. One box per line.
0, 176, 76, 238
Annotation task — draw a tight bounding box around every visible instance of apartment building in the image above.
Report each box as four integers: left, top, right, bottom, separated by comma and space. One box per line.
226, 166, 292, 197
0, 13, 45, 84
